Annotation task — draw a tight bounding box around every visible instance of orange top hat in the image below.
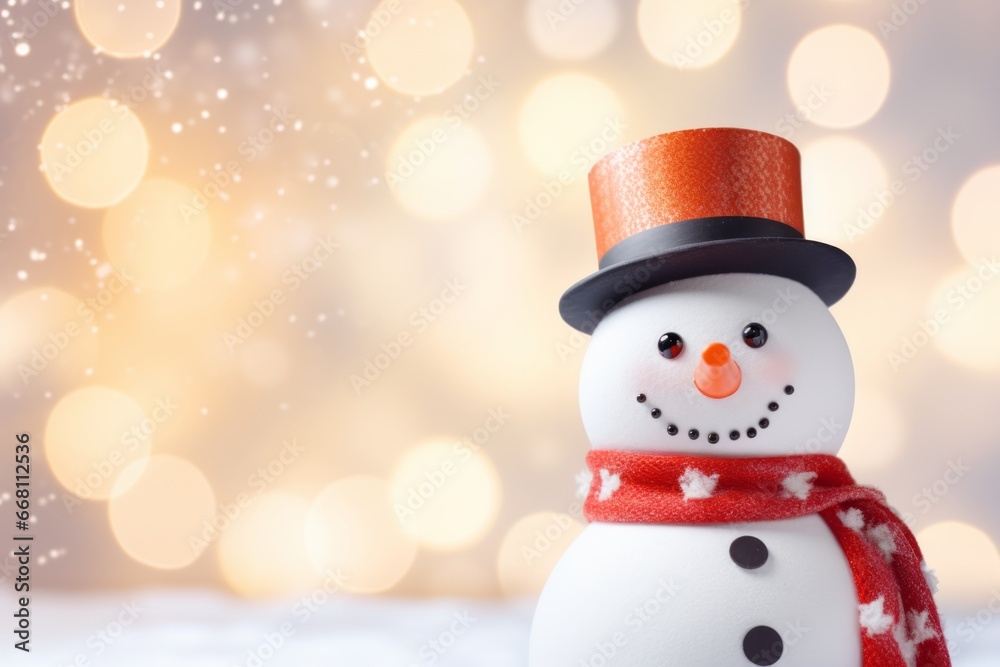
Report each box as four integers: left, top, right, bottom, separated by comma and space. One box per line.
559, 127, 856, 332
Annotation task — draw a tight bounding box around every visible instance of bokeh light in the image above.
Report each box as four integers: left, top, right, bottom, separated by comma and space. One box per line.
637, 0, 742, 70
218, 493, 319, 598
497, 512, 584, 597
389, 439, 502, 551
305, 476, 418, 594
109, 455, 217, 569
0, 287, 99, 391
74, 0, 182, 58
365, 0, 474, 96
525, 0, 620, 61
39, 97, 148, 208
386, 117, 492, 221
518, 73, 624, 176
801, 136, 889, 246
420, 214, 568, 401
787, 24, 891, 129
102, 178, 213, 290
839, 386, 905, 473
951, 164, 1000, 266
927, 264, 1000, 372
44, 386, 151, 500
301, 0, 373, 21
239, 339, 290, 387
917, 521, 1000, 609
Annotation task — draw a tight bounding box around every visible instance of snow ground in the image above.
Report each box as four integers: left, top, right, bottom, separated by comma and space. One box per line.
5, 590, 999, 666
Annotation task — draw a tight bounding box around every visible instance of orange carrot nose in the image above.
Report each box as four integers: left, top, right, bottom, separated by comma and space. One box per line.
694, 342, 742, 399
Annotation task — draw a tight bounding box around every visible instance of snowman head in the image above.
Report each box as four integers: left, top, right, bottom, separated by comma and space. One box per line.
562, 129, 857, 456
579, 273, 854, 456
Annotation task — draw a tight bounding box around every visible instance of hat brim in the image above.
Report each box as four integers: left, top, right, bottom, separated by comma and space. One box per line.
558, 237, 856, 332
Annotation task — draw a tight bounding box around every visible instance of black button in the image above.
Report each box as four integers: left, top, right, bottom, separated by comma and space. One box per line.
730, 536, 768, 570
743, 625, 783, 665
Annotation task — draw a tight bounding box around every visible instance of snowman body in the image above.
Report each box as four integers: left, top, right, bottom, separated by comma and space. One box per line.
530, 273, 863, 666
530, 519, 860, 666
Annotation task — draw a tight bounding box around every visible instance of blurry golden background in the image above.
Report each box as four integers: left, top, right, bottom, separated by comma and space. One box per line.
0, 0, 998, 616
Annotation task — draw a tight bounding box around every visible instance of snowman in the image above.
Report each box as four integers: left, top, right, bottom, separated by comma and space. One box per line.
529, 129, 949, 667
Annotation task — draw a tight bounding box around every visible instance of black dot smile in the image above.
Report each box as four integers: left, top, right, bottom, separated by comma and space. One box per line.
636, 385, 793, 443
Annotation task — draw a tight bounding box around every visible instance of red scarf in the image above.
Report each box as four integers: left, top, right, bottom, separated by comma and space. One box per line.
582, 450, 951, 667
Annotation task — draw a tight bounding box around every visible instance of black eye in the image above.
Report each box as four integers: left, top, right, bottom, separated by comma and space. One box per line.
658, 332, 683, 359
743, 323, 768, 348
